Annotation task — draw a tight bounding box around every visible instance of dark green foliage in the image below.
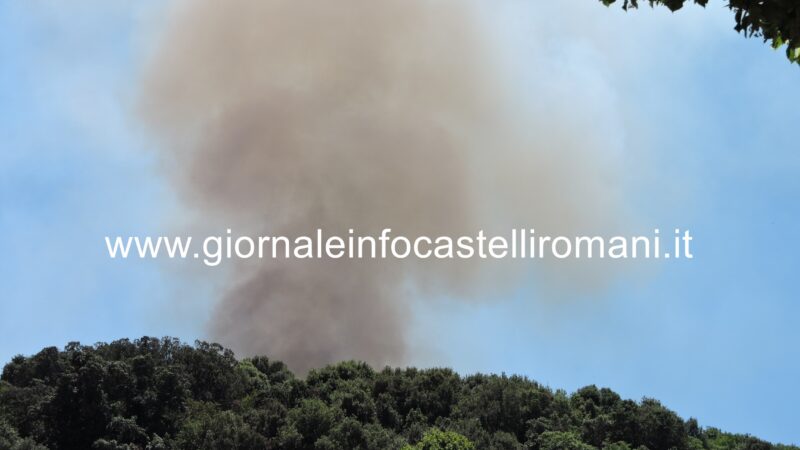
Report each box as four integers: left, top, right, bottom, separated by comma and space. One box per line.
600, 0, 800, 64
402, 428, 475, 450
171, 404, 266, 450
536, 431, 596, 450
0, 338, 796, 449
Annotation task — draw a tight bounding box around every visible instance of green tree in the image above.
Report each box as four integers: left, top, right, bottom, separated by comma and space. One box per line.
637, 398, 687, 450
600, 0, 800, 64
403, 428, 476, 450
172, 404, 266, 450
536, 431, 597, 450
602, 442, 632, 450
285, 398, 339, 448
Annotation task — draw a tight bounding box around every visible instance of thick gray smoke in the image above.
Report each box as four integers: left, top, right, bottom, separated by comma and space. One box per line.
140, 0, 629, 373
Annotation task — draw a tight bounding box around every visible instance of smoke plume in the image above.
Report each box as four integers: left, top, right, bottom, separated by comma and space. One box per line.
139, 0, 629, 373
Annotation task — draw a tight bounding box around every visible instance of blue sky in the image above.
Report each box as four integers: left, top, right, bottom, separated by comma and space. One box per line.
1, 0, 799, 445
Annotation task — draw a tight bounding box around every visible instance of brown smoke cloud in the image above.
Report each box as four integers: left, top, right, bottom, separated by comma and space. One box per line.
139, 0, 631, 373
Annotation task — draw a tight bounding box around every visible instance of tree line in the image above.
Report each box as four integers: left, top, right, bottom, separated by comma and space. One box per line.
0, 337, 795, 450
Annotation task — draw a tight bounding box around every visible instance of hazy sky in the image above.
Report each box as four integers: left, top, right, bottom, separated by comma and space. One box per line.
1, 0, 798, 444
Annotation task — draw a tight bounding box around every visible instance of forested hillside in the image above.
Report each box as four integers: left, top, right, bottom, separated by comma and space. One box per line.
0, 338, 794, 450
